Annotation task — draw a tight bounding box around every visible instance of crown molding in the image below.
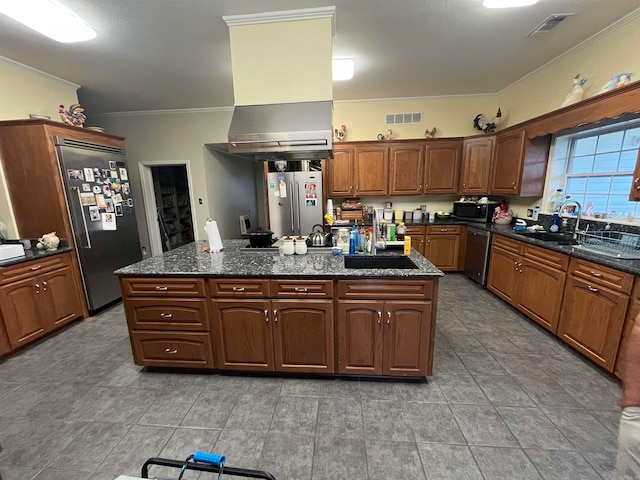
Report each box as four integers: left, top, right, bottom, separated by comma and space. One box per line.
500, 6, 640, 94
0, 55, 80, 89
93, 106, 234, 118
334, 92, 498, 105
223, 6, 336, 36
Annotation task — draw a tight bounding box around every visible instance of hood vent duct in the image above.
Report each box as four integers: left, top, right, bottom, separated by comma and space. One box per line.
228, 101, 333, 161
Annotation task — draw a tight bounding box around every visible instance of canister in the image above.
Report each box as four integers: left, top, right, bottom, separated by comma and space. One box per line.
413, 209, 423, 222
394, 209, 404, 222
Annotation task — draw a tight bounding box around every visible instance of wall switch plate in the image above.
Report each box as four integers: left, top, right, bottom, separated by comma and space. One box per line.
527, 209, 533, 218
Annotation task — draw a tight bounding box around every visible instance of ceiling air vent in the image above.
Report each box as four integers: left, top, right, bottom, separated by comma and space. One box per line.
385, 112, 422, 125
527, 13, 574, 36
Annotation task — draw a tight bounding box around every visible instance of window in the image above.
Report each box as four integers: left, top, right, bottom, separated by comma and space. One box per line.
546, 119, 640, 222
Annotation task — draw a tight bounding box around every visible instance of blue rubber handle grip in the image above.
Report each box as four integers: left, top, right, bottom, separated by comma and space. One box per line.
193, 451, 226, 466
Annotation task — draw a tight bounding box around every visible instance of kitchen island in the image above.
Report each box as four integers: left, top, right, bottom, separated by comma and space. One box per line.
116, 240, 443, 378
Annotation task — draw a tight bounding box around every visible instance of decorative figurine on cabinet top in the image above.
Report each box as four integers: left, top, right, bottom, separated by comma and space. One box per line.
59, 104, 86, 127
385, 129, 393, 140
38, 232, 60, 251
425, 127, 437, 138
560, 74, 588, 107
597, 73, 634, 94
334, 124, 346, 142
473, 108, 502, 134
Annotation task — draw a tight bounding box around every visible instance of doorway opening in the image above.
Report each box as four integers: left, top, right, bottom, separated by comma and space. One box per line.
139, 161, 196, 256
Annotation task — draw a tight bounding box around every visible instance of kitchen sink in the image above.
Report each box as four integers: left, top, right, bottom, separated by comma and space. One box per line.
513, 231, 577, 244
344, 255, 418, 269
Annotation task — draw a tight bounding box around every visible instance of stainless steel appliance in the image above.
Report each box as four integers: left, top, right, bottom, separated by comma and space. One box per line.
267, 170, 323, 238
464, 226, 491, 285
453, 201, 499, 223
54, 136, 142, 311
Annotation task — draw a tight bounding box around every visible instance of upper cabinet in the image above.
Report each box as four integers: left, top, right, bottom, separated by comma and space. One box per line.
630, 148, 640, 201
490, 128, 551, 197
424, 140, 462, 195
354, 145, 389, 196
326, 145, 355, 197
389, 143, 424, 195
460, 136, 495, 195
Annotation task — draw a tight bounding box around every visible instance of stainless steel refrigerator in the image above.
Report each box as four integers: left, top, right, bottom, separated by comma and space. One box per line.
267, 171, 323, 238
54, 136, 142, 311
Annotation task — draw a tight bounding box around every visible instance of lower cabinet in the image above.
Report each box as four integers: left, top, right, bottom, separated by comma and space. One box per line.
130, 331, 214, 368
424, 226, 464, 271
615, 279, 640, 378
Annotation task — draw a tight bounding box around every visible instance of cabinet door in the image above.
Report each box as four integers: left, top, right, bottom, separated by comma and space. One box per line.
327, 147, 355, 197
425, 235, 460, 271
272, 300, 334, 374
337, 300, 384, 375
354, 146, 389, 196
0, 277, 45, 349
558, 276, 629, 371
615, 298, 640, 378
389, 144, 424, 195
630, 148, 640, 201
0, 311, 12, 356
383, 301, 431, 377
424, 140, 461, 194
516, 258, 566, 333
487, 246, 520, 305
460, 136, 494, 194
490, 129, 525, 195
411, 235, 426, 256
40, 266, 83, 329
210, 299, 274, 371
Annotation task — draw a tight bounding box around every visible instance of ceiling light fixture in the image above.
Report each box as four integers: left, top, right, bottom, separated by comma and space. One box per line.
483, 0, 539, 8
333, 59, 355, 81
0, 0, 96, 43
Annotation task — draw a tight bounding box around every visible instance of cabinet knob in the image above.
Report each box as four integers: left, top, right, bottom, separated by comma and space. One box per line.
377, 311, 382, 324
42, 281, 47, 292
232, 286, 245, 292
463, 183, 466, 188
160, 313, 173, 318
164, 348, 178, 354
273, 309, 278, 322
635, 178, 640, 189
387, 311, 391, 324
155, 286, 168, 291
264, 309, 269, 322
587, 285, 600, 293
34, 283, 40, 294
514, 261, 519, 271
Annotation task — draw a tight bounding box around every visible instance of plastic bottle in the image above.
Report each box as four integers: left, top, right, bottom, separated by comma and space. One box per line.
549, 213, 560, 232
352, 225, 359, 250
532, 206, 540, 221
404, 235, 412, 255
397, 222, 406, 240
548, 189, 564, 213
349, 232, 355, 255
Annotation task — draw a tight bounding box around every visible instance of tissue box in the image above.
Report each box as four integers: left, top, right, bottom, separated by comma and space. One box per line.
0, 243, 25, 261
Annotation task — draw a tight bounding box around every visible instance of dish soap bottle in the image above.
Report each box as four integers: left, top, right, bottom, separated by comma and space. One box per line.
549, 213, 560, 233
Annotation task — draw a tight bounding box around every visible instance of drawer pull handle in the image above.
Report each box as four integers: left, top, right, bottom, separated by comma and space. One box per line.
42, 281, 47, 292
587, 285, 600, 293
294, 287, 308, 293
160, 313, 173, 318
30, 265, 42, 271
155, 286, 168, 291
273, 309, 278, 322
232, 286, 245, 292
34, 283, 40, 294
441, 229, 447, 232
165, 348, 178, 354
377, 311, 382, 324
589, 271, 603, 278
387, 311, 391, 324
264, 309, 269, 322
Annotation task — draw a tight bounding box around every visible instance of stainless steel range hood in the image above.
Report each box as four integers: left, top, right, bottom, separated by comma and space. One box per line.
228, 101, 333, 161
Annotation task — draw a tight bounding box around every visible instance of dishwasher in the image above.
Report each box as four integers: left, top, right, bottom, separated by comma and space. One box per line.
464, 226, 491, 285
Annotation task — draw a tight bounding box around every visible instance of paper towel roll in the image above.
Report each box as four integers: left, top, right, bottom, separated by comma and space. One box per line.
204, 219, 224, 252
326, 199, 333, 215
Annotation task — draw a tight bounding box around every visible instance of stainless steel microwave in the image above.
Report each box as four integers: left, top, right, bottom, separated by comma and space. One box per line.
452, 201, 499, 223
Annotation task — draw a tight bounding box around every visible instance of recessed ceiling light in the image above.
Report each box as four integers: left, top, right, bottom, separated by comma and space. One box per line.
0, 0, 96, 43
483, 0, 539, 8
333, 59, 355, 81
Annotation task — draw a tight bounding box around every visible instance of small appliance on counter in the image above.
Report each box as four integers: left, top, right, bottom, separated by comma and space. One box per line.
452, 201, 500, 223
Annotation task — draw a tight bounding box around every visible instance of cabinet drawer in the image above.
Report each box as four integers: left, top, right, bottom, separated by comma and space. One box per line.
569, 258, 633, 294
337, 279, 434, 300
209, 279, 270, 297
427, 225, 462, 235
121, 278, 206, 297
270, 279, 333, 298
405, 226, 426, 235
523, 244, 569, 271
124, 298, 208, 331
130, 331, 214, 368
0, 254, 68, 285
492, 235, 523, 255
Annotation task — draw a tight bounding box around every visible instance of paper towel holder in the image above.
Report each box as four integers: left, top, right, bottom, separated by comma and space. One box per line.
204, 218, 224, 253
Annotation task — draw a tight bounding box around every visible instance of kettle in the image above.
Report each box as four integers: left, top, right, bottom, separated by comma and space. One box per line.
306, 224, 332, 247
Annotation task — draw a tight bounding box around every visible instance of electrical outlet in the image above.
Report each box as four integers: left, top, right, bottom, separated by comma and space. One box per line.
526, 209, 533, 218
199, 198, 203, 204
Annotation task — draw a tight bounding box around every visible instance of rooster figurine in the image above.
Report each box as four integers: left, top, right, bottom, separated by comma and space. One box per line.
334, 124, 347, 142
560, 74, 588, 107
473, 108, 502, 134
59, 104, 86, 127
425, 127, 437, 138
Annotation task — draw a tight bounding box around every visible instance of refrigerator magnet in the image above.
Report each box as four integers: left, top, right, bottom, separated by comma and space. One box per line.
92, 185, 102, 194
119, 168, 128, 181
93, 168, 101, 178
112, 193, 123, 204
127, 198, 134, 207
96, 194, 107, 209
108, 161, 116, 170
89, 206, 100, 221
110, 170, 118, 179
104, 198, 115, 213
101, 212, 116, 230
279, 179, 287, 198
80, 192, 97, 206
83, 168, 95, 182
82, 183, 91, 192
114, 203, 123, 216
123, 183, 130, 195
67, 169, 83, 180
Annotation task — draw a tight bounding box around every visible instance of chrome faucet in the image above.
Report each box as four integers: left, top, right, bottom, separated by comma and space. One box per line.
557, 198, 582, 240
370, 208, 379, 255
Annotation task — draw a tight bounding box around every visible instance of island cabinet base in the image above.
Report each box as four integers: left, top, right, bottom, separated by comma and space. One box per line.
121, 276, 438, 378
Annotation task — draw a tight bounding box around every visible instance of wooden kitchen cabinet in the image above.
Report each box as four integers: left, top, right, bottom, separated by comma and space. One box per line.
630, 150, 640, 200
0, 312, 11, 356
424, 140, 462, 194
460, 135, 494, 194
405, 225, 426, 256
424, 226, 463, 271
490, 128, 551, 197
0, 253, 83, 350
337, 300, 383, 375
354, 145, 389, 196
614, 277, 640, 378
130, 331, 214, 368
557, 258, 632, 371
389, 143, 424, 195
326, 145, 355, 197
384, 301, 431, 376
487, 241, 521, 304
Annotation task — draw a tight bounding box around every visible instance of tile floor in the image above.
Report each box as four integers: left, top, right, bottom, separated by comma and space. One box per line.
0, 273, 624, 479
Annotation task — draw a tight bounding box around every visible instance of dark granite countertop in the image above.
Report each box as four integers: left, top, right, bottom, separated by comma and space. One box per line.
115, 240, 444, 278
0, 246, 73, 268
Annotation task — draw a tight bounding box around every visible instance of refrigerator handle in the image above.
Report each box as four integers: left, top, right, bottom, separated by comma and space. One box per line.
295, 180, 301, 235
289, 180, 295, 235
72, 187, 92, 249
